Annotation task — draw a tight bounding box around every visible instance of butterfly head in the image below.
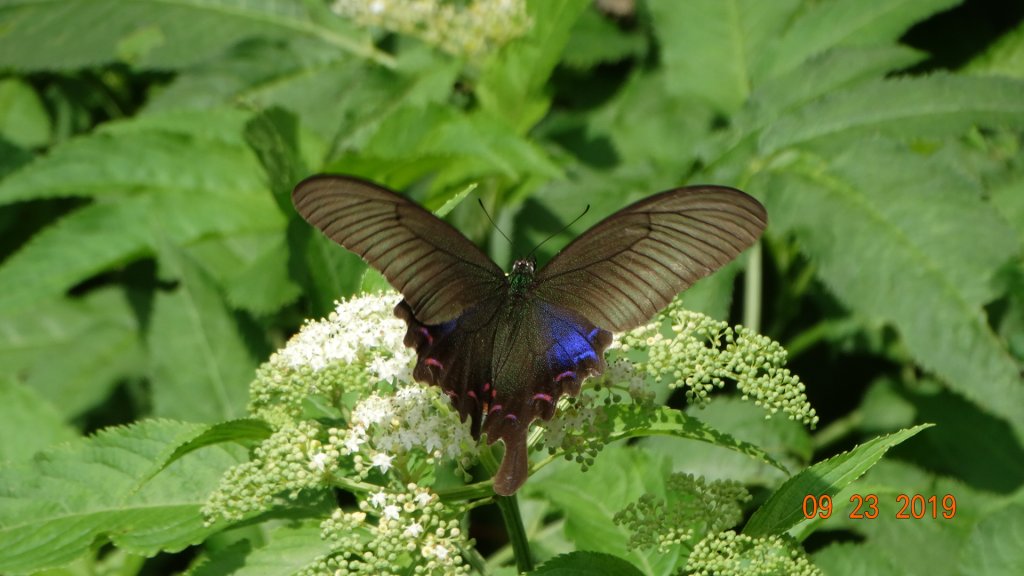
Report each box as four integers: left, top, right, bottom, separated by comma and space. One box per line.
508, 258, 536, 296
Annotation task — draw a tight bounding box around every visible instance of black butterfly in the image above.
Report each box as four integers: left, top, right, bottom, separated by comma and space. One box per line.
292, 175, 767, 495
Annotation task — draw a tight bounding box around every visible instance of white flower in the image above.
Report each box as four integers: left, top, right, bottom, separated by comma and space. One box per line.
309, 452, 330, 472
404, 522, 424, 537
369, 491, 388, 508
415, 491, 432, 507
383, 504, 401, 520
372, 452, 394, 472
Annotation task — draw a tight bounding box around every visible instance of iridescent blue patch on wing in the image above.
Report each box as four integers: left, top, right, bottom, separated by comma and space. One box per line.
542, 305, 601, 368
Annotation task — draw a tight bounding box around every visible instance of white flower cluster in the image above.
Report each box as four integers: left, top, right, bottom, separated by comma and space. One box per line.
279, 295, 413, 381
332, 0, 531, 58
310, 484, 471, 576
331, 384, 478, 478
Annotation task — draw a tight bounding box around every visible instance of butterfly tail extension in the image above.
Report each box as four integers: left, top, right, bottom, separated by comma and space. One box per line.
492, 432, 529, 496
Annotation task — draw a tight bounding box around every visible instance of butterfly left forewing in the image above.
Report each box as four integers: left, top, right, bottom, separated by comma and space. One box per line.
293, 175, 507, 324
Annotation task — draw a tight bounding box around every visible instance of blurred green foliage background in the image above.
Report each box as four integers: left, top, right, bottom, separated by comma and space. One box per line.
1, 0, 1023, 574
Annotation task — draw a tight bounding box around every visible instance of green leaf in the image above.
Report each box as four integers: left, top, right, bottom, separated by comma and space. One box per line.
562, 6, 646, 69
606, 405, 790, 473
191, 521, 334, 576
0, 77, 51, 148
813, 542, 903, 576
642, 399, 810, 486
762, 141, 1024, 442
0, 288, 142, 418
162, 418, 272, 471
0, 115, 262, 205
958, 503, 1024, 576
0, 377, 77, 463
188, 232, 302, 316
743, 424, 931, 537
148, 246, 261, 422
896, 384, 1024, 494
0, 0, 388, 72
757, 0, 959, 80
529, 445, 680, 576
760, 74, 1024, 153
647, 0, 801, 112
534, 552, 644, 576
0, 419, 246, 573
477, 0, 589, 132
965, 20, 1024, 78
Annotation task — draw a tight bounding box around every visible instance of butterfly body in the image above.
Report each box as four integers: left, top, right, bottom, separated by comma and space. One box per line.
292, 175, 766, 495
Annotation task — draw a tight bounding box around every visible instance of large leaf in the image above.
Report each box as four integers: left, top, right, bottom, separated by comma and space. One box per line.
763, 140, 1024, 441
760, 74, 1024, 153
476, 0, 590, 132
0, 0, 386, 71
744, 424, 930, 537
528, 445, 680, 576
0, 289, 142, 418
0, 377, 77, 463
756, 0, 960, 81
148, 246, 261, 422
0, 419, 246, 573
647, 0, 801, 113
0, 109, 285, 315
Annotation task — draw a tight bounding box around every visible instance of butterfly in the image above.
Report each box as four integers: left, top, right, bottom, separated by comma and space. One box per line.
292, 175, 767, 495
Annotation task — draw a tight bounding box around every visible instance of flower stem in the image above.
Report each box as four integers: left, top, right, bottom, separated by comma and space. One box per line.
480, 443, 533, 572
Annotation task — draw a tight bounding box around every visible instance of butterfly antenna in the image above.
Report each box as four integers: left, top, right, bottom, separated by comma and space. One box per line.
478, 199, 514, 246
527, 204, 591, 259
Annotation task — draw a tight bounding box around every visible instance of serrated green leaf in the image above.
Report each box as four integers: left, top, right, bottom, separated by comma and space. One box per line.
743, 424, 931, 537
757, 0, 959, 80
0, 0, 388, 72
0, 289, 142, 417
606, 405, 789, 473
0, 184, 283, 315
958, 503, 1024, 576
163, 418, 272, 471
760, 74, 1024, 153
648, 0, 801, 112
0, 419, 246, 573
148, 246, 260, 422
762, 141, 1024, 442
0, 120, 263, 205
642, 399, 810, 486
965, 20, 1024, 78
534, 551, 644, 576
0, 377, 77, 464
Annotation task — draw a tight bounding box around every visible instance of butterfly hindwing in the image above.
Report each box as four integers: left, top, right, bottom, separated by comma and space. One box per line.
293, 175, 506, 324
534, 186, 767, 332
396, 297, 611, 496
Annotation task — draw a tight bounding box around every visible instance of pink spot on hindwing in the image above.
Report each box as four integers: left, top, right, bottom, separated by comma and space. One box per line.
555, 370, 575, 382
425, 358, 444, 370
532, 393, 553, 404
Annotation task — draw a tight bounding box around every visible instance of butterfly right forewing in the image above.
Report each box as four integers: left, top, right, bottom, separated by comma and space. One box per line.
533, 186, 767, 332
292, 175, 507, 324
